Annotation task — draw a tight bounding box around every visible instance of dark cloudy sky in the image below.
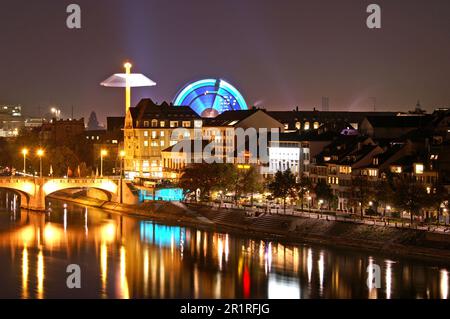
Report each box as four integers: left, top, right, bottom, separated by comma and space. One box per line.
0, 0, 449, 123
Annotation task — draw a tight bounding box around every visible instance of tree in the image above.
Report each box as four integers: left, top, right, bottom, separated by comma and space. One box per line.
314, 179, 334, 210
235, 165, 263, 205
178, 163, 237, 202
375, 179, 395, 216
424, 182, 448, 223
296, 175, 312, 211
392, 176, 428, 224
349, 176, 375, 218
268, 169, 297, 213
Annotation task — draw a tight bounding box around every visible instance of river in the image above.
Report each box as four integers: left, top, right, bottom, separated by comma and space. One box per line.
0, 193, 448, 299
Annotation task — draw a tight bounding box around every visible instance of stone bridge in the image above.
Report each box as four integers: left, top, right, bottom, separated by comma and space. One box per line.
0, 177, 136, 211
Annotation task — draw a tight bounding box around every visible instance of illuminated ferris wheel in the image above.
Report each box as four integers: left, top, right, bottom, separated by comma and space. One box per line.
173, 78, 248, 117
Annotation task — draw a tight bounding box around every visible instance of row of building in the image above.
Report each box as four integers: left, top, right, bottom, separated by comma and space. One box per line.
4, 101, 449, 211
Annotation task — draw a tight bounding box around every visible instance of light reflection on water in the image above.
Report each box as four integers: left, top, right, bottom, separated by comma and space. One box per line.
0, 196, 448, 299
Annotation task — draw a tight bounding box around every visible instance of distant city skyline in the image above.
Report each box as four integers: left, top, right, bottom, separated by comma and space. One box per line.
0, 0, 449, 122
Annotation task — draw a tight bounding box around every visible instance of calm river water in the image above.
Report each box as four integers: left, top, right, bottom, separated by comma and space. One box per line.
0, 192, 448, 299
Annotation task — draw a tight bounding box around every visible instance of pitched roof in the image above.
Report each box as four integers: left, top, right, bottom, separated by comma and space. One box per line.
203, 109, 263, 127
130, 99, 200, 123
364, 115, 433, 128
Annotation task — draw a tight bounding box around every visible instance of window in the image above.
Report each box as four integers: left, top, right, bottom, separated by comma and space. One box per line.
391, 166, 402, 173
144, 121, 150, 127
313, 122, 319, 129
170, 121, 178, 128
339, 166, 352, 174
151, 141, 158, 147
182, 121, 191, 128
194, 120, 203, 128
304, 122, 310, 130
295, 122, 301, 130
144, 131, 149, 137
160, 131, 165, 137
112, 140, 118, 144
415, 163, 424, 175
144, 141, 149, 147
160, 140, 165, 147
284, 124, 289, 130
368, 169, 378, 177
152, 131, 157, 139
160, 121, 165, 127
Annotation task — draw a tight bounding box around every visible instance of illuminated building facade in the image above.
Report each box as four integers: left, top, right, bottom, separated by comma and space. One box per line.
173, 79, 248, 118
124, 99, 203, 179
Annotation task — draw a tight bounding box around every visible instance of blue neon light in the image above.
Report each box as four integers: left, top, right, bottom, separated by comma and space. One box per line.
140, 221, 185, 247
173, 78, 248, 117
139, 188, 184, 202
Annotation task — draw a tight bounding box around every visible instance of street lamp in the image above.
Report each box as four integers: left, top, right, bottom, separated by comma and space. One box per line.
119, 150, 126, 204
100, 149, 108, 177
37, 149, 44, 178
21, 148, 28, 174
119, 150, 126, 176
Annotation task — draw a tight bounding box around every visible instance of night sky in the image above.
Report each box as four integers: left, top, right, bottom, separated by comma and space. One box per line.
0, 0, 449, 123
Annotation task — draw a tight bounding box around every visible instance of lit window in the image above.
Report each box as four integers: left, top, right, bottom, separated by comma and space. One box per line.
151, 141, 158, 147
160, 131, 165, 137
112, 140, 118, 144
170, 121, 178, 128
295, 122, 301, 130
182, 121, 191, 128
391, 166, 402, 173
160, 140, 165, 147
160, 121, 165, 127
144, 141, 149, 147
152, 131, 157, 139
415, 163, 424, 175
284, 124, 289, 130
144, 131, 149, 137
313, 122, 319, 129
194, 120, 203, 128
368, 169, 378, 177
304, 122, 310, 130
324, 156, 331, 162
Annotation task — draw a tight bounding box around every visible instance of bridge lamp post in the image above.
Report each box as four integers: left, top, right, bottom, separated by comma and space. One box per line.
119, 150, 126, 204
21, 148, 28, 175
37, 149, 44, 178
100, 149, 108, 177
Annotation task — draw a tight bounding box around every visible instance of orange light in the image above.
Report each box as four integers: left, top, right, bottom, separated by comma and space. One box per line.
101, 149, 108, 157
22, 148, 28, 156
120, 150, 126, 158
37, 149, 44, 157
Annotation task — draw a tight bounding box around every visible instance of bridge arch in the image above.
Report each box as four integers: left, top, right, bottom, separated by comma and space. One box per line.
0, 177, 120, 211
0, 187, 31, 208
42, 179, 118, 200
